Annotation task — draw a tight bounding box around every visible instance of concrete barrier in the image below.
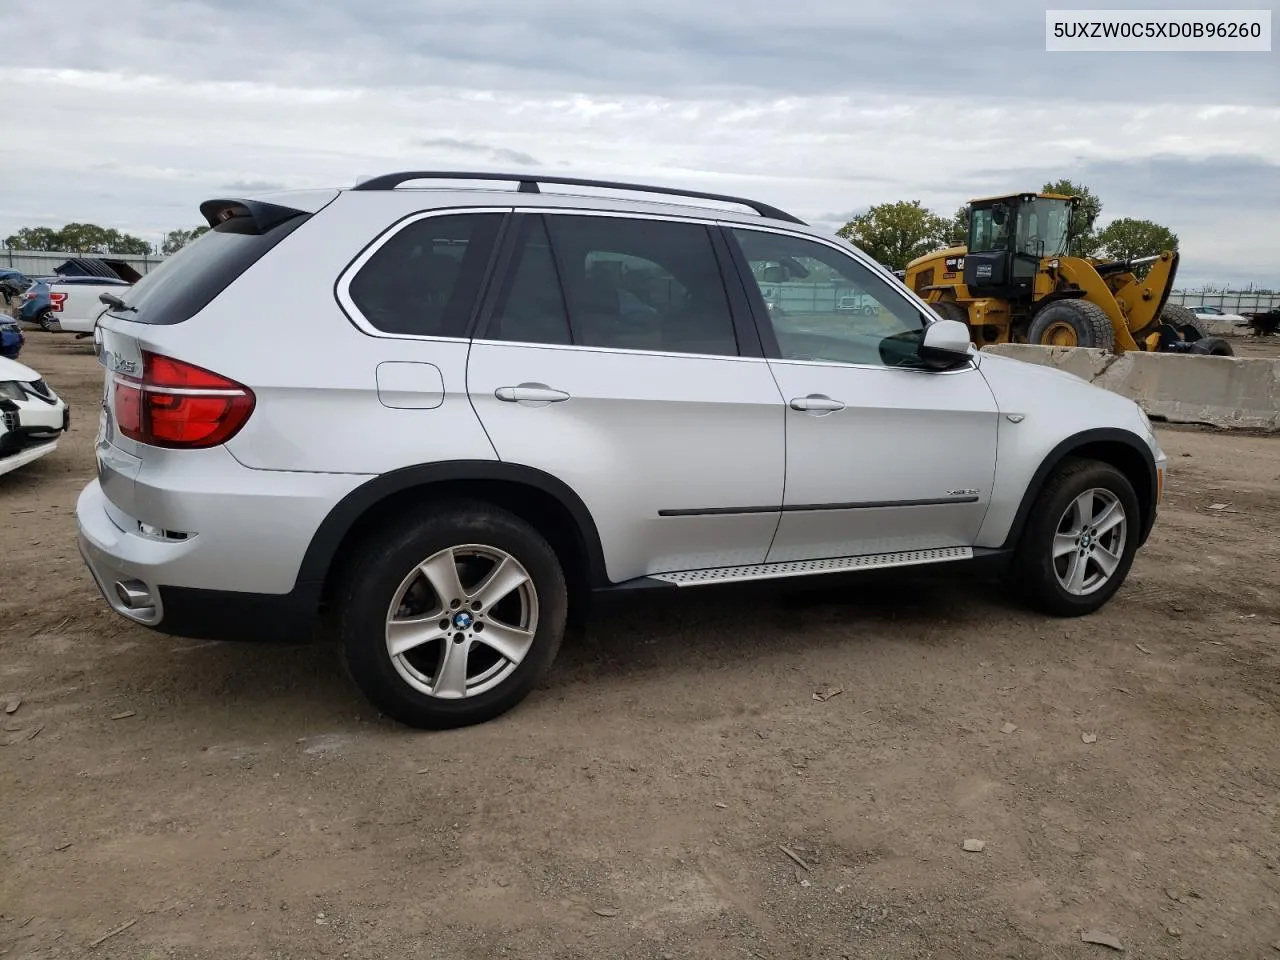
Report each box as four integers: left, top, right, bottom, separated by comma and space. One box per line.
980, 343, 1280, 431
1208, 319, 1240, 337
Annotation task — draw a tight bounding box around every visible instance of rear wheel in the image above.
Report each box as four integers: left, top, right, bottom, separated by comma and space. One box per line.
1190, 336, 1233, 356
930, 299, 969, 324
338, 501, 568, 729
1010, 458, 1140, 617
1160, 303, 1210, 339
930, 297, 976, 335
37, 310, 57, 332
1027, 300, 1115, 350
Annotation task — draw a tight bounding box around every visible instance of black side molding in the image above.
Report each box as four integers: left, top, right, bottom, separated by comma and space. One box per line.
658, 495, 980, 517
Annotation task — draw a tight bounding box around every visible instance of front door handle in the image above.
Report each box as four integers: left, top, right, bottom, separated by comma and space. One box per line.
789, 394, 846, 413
495, 383, 571, 404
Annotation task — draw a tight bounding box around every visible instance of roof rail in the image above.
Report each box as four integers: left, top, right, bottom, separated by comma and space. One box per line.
350, 171, 806, 225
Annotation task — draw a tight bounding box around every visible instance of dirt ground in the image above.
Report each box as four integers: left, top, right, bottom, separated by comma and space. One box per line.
2, 331, 1279, 960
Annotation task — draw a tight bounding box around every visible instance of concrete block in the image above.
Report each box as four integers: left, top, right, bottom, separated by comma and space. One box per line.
1207, 319, 1245, 337
980, 343, 1280, 430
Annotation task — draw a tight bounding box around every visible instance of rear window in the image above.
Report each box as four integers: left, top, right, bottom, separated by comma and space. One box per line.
106, 214, 307, 325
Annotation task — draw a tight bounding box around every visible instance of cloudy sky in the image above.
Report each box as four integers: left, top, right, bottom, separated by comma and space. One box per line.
1, 0, 1276, 287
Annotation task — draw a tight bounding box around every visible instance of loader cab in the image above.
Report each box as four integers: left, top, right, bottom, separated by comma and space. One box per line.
963, 193, 1074, 299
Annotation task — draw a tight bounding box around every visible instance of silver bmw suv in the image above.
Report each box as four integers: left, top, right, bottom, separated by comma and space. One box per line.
77, 172, 1167, 729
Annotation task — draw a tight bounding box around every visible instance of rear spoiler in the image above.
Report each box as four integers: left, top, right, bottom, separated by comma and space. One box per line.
199, 198, 309, 234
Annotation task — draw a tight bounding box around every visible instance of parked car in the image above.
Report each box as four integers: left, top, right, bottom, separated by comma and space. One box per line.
0, 269, 34, 305
1190, 304, 1249, 329
0, 317, 24, 360
77, 172, 1167, 729
19, 275, 131, 334
0, 354, 69, 478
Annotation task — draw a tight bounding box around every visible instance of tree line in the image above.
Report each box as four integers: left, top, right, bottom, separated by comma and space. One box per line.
3, 224, 209, 257
838, 179, 1180, 271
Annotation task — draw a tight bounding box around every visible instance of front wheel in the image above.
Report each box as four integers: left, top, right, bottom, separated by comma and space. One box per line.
338, 501, 568, 729
1027, 300, 1116, 350
1010, 458, 1140, 616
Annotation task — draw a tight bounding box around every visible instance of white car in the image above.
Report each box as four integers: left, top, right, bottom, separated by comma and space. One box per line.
1190, 305, 1248, 332
22, 276, 133, 335
77, 172, 1167, 729
0, 355, 70, 477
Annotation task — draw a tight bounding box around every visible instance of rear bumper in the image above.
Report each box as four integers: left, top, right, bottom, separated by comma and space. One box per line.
76, 477, 324, 643
154, 584, 322, 643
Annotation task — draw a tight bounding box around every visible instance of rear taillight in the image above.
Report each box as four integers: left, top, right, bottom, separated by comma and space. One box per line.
114, 351, 255, 449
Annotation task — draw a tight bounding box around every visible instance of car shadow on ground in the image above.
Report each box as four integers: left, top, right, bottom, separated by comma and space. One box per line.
104, 575, 1016, 734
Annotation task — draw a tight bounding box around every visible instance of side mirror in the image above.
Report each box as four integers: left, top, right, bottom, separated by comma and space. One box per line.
918, 319, 972, 370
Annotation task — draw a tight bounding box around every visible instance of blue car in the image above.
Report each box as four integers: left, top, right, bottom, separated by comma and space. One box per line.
0, 317, 23, 360
18, 280, 54, 329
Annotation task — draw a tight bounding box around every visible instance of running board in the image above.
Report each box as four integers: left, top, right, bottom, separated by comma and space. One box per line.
650, 546, 974, 587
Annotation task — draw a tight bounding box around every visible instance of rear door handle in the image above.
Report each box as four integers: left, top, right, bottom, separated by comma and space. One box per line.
789, 394, 846, 413
495, 383, 571, 403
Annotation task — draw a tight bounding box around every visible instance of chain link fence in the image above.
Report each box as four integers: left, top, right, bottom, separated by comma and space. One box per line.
1166, 290, 1279, 313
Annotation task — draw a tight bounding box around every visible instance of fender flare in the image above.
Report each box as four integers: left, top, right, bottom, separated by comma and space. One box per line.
999, 427, 1158, 551
293, 460, 609, 591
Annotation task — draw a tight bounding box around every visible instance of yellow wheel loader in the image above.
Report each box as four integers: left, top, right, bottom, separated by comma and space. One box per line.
902, 192, 1233, 356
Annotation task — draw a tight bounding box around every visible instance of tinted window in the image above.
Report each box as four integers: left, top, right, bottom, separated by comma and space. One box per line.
545, 215, 739, 357
349, 213, 502, 337
731, 228, 927, 368
106, 214, 307, 326
487, 217, 572, 346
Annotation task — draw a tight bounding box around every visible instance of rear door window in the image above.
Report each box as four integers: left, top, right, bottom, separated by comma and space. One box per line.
547, 214, 740, 356
486, 216, 573, 346
348, 213, 503, 338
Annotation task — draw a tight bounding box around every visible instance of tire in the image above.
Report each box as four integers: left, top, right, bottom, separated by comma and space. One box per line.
1010, 457, 1140, 617
1189, 336, 1234, 356
37, 310, 57, 332
1026, 300, 1115, 350
929, 299, 969, 325
338, 500, 568, 729
1159, 303, 1210, 339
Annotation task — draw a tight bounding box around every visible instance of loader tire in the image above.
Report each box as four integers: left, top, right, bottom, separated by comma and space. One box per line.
1190, 336, 1234, 356
929, 300, 969, 324
1159, 303, 1210, 340
1027, 300, 1115, 350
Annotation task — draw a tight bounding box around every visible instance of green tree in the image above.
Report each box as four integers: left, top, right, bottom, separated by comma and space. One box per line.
57, 222, 116, 253
1094, 218, 1178, 277
161, 226, 210, 255
837, 200, 950, 271
1041, 179, 1103, 256
947, 204, 969, 246
3, 226, 62, 251
1095, 218, 1179, 261
2, 222, 151, 255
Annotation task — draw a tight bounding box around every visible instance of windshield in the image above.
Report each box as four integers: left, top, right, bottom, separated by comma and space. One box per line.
969, 197, 1072, 258
1016, 198, 1072, 258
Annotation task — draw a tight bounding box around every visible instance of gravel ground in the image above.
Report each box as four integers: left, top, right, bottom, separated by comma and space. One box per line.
2, 332, 1279, 960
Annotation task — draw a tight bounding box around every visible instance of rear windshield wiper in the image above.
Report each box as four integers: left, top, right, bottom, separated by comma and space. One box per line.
99, 292, 136, 312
